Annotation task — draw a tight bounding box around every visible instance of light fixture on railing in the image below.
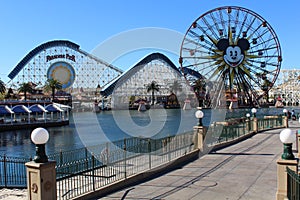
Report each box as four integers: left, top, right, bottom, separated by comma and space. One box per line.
195, 107, 204, 126
251, 108, 257, 118
31, 127, 49, 163
246, 113, 251, 131
279, 129, 296, 160
246, 113, 251, 119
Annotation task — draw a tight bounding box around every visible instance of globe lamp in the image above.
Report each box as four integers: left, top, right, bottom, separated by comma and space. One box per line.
279, 128, 296, 160
251, 108, 257, 117
195, 108, 204, 126
31, 127, 49, 163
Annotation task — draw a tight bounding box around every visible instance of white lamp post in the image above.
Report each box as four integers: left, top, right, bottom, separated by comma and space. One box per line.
246, 113, 251, 131
246, 113, 250, 119
31, 127, 49, 163
251, 108, 257, 117
195, 108, 204, 126
279, 128, 296, 160
283, 108, 288, 116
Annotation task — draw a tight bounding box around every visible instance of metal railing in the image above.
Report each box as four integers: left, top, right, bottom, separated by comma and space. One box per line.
287, 167, 300, 200
258, 116, 283, 131
206, 118, 253, 146
0, 155, 31, 188
0, 116, 285, 199
56, 132, 194, 199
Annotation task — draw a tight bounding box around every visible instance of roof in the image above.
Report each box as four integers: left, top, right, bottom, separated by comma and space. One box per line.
29, 104, 48, 113
101, 52, 181, 97
45, 104, 64, 112
12, 105, 32, 114
0, 106, 14, 115
53, 102, 71, 111
0, 103, 66, 114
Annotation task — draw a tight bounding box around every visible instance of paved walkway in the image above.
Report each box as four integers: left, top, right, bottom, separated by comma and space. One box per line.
101, 121, 300, 200
2, 122, 299, 200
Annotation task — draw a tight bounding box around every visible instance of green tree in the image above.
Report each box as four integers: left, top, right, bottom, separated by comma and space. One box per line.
193, 78, 206, 107
129, 95, 136, 106
5, 88, 14, 99
18, 82, 34, 101
146, 81, 160, 105
0, 79, 6, 95
262, 79, 272, 104
169, 80, 182, 94
44, 79, 62, 101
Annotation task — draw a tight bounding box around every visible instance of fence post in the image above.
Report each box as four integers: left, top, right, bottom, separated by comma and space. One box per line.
253, 117, 258, 133
193, 125, 205, 151
106, 142, 110, 164
297, 131, 300, 158
168, 136, 171, 161
85, 147, 88, 169
92, 154, 95, 191
243, 121, 246, 135
123, 138, 127, 179
3, 154, 7, 187
225, 126, 228, 141
276, 159, 298, 200
283, 116, 289, 128
25, 161, 57, 200
59, 150, 63, 165
85, 147, 88, 160
148, 139, 151, 169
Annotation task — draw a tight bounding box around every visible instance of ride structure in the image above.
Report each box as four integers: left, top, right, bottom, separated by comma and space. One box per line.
7, 40, 123, 104
179, 6, 282, 108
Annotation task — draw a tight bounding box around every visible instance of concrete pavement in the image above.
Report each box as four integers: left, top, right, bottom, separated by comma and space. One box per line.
100, 121, 300, 200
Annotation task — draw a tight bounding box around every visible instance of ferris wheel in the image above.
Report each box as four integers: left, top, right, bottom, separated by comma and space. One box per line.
179, 6, 282, 107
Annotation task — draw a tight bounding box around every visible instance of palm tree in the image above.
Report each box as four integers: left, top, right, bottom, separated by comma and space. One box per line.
262, 79, 272, 105
169, 80, 182, 94
18, 82, 34, 101
146, 81, 160, 105
5, 88, 14, 99
193, 78, 206, 107
44, 79, 62, 101
0, 79, 6, 94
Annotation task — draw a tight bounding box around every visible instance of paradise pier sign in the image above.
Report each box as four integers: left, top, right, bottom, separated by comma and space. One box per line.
7, 40, 123, 92
46, 54, 76, 62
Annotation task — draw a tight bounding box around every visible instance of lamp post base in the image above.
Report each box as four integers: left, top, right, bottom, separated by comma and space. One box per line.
25, 161, 56, 200
281, 143, 295, 160
34, 144, 48, 163
276, 158, 298, 200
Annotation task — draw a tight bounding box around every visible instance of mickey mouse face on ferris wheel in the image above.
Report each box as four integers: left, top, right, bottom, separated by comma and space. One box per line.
216, 38, 250, 68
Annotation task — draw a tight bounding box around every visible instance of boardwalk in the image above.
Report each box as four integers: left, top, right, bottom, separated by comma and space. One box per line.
1, 121, 298, 200
101, 121, 300, 200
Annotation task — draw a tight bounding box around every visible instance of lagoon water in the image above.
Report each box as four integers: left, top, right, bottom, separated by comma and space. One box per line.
0, 107, 294, 158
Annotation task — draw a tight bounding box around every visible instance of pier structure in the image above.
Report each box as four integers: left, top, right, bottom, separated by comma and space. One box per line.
270, 69, 300, 106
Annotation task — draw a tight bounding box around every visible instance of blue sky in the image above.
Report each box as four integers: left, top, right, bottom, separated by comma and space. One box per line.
0, 0, 298, 83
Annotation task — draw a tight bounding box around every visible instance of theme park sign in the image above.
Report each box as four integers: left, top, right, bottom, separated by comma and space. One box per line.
46, 54, 76, 62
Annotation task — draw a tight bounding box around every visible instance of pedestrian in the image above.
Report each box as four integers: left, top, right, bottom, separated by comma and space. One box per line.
292, 110, 296, 120
288, 110, 291, 119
